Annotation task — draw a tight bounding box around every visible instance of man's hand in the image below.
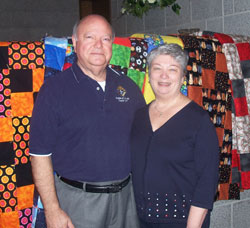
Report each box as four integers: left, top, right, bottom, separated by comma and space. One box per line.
45, 207, 75, 228
31, 156, 75, 228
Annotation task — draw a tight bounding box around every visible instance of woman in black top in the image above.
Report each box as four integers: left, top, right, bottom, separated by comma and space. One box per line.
131, 44, 219, 228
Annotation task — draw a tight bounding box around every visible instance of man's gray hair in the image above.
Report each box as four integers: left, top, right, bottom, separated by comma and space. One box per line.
147, 43, 189, 75
72, 20, 80, 40
72, 18, 115, 42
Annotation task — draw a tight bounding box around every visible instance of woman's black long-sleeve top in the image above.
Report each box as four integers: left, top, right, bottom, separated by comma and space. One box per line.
131, 101, 219, 225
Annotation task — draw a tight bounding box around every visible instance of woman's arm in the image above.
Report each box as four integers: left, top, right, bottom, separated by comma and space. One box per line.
187, 112, 219, 228
186, 205, 208, 228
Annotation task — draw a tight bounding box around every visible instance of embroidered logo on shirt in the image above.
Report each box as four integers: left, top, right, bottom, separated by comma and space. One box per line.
116, 86, 130, 102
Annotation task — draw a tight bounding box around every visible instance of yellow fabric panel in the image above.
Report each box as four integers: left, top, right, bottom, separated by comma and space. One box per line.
131, 33, 184, 47
131, 34, 184, 104
0, 118, 14, 142
17, 185, 34, 210
0, 211, 19, 228
143, 72, 155, 104
11, 92, 34, 116
32, 68, 44, 92
160, 35, 183, 47
0, 42, 10, 47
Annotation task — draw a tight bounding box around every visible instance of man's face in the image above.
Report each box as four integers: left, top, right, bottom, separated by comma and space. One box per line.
72, 16, 113, 73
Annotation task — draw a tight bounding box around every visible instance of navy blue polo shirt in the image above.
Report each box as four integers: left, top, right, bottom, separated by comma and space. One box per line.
29, 63, 145, 182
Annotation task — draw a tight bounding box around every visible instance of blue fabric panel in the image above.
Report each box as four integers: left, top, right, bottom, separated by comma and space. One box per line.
240, 60, 250, 78
45, 37, 68, 71
231, 79, 246, 98
240, 153, 250, 172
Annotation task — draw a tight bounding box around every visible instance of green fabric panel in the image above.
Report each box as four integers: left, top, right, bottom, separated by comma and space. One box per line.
110, 44, 131, 68
127, 68, 145, 90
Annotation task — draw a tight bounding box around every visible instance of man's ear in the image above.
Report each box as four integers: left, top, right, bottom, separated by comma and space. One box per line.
72, 35, 77, 52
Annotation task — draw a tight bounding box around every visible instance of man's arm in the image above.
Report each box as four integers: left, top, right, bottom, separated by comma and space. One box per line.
31, 156, 74, 228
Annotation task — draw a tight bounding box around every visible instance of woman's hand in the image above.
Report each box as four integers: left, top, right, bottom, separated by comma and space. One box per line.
186, 205, 207, 228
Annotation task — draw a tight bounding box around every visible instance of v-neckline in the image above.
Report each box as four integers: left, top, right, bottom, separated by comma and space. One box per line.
148, 100, 193, 133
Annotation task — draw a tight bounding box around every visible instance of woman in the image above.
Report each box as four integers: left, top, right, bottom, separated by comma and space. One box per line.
131, 44, 219, 228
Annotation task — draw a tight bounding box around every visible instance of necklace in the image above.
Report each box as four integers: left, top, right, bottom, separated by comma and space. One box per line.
154, 103, 168, 117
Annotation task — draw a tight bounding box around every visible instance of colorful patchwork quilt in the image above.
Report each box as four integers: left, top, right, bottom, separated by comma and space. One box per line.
0, 32, 249, 227
213, 33, 250, 191
0, 41, 44, 227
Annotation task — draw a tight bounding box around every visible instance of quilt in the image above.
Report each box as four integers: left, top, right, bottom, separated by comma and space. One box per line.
0, 41, 44, 227
0, 32, 249, 227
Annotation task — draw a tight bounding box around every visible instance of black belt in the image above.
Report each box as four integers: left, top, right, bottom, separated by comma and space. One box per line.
57, 174, 130, 193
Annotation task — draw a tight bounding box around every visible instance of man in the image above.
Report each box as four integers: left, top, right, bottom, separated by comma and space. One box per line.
29, 14, 145, 228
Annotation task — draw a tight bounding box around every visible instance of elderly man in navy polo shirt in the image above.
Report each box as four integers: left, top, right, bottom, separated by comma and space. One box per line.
29, 14, 145, 228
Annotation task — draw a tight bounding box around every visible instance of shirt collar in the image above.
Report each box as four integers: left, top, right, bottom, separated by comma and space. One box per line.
72, 62, 115, 84
71, 62, 87, 83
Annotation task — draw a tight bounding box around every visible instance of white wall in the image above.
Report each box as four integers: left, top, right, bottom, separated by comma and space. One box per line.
111, 0, 250, 37
111, 1, 250, 227
0, 0, 79, 41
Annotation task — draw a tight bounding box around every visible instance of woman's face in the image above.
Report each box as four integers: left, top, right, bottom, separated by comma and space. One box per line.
149, 54, 184, 98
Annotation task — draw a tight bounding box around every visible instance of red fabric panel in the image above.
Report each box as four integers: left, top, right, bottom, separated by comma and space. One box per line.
241, 171, 250, 189
224, 110, 232, 130
187, 86, 203, 107
216, 127, 224, 147
113, 37, 131, 47
216, 52, 228, 73
218, 183, 229, 200
231, 149, 241, 169
141, 75, 147, 95
236, 43, 250, 61
63, 62, 72, 70
234, 97, 249, 116
202, 68, 215, 89
214, 33, 234, 44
